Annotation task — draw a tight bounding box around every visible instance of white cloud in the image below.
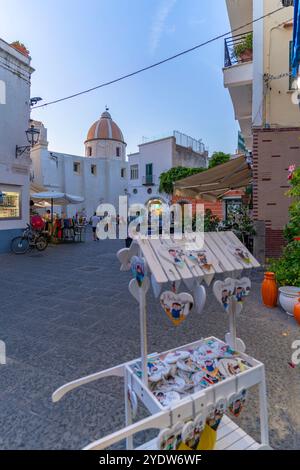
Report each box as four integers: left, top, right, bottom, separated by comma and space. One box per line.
149, 0, 177, 54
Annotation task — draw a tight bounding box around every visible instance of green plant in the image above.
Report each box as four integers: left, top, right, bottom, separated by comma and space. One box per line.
221, 206, 256, 246
159, 167, 205, 195
268, 241, 300, 287
208, 152, 231, 169
192, 209, 220, 232
233, 33, 253, 58
284, 166, 300, 242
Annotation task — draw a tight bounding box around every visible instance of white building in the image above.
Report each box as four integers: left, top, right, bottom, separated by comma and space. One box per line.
0, 38, 34, 253
127, 131, 208, 208
31, 110, 128, 217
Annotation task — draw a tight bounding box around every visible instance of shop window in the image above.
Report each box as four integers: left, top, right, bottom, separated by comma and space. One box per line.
0, 188, 21, 219
91, 164, 97, 175
73, 162, 80, 174
130, 164, 139, 180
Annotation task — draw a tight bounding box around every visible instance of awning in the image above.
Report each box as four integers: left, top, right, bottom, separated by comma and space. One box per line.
173, 156, 251, 201
31, 192, 84, 205
30, 182, 47, 194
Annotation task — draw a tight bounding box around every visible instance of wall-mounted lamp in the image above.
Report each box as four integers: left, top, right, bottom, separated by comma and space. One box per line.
16, 125, 40, 158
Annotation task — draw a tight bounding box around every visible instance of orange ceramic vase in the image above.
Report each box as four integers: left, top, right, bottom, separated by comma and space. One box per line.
261, 272, 278, 308
294, 298, 300, 325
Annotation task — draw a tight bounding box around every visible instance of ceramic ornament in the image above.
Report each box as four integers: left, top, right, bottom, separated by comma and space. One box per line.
151, 274, 162, 298
218, 357, 252, 377
159, 246, 185, 269
129, 277, 150, 302
186, 249, 213, 272
155, 376, 186, 393
224, 333, 246, 354
234, 277, 251, 303
117, 244, 139, 271
228, 389, 247, 417
163, 350, 191, 364
206, 398, 227, 431
157, 422, 183, 450
160, 291, 194, 326
193, 283, 206, 315
147, 359, 171, 383
213, 278, 236, 312
153, 390, 181, 408
229, 244, 251, 266
131, 256, 146, 287
127, 386, 138, 419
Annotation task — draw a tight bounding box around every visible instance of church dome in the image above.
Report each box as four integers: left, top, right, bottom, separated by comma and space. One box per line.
86, 110, 125, 144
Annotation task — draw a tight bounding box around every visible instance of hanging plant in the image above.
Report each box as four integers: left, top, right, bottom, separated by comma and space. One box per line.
10, 41, 30, 56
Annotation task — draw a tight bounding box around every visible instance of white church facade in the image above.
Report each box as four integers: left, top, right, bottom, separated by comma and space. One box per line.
30, 109, 128, 217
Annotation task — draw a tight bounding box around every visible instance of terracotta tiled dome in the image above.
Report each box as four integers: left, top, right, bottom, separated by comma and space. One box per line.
86, 110, 125, 143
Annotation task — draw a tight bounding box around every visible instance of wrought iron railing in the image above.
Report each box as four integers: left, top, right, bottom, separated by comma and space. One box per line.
142, 175, 156, 186
224, 32, 253, 68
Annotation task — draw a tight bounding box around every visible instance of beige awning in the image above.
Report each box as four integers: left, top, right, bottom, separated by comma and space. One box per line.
30, 182, 47, 194
173, 156, 251, 201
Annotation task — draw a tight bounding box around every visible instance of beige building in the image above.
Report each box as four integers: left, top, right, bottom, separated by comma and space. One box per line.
224, 0, 300, 259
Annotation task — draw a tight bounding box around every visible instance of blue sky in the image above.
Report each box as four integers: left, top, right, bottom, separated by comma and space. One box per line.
0, 0, 239, 156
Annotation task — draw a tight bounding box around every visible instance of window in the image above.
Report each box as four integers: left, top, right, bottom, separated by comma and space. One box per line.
133, 188, 138, 194
73, 162, 80, 173
130, 164, 139, 180
224, 198, 242, 220
0, 187, 21, 219
87, 146, 92, 157
91, 164, 97, 175
145, 163, 153, 185
116, 147, 121, 157
289, 40, 298, 90
121, 168, 126, 178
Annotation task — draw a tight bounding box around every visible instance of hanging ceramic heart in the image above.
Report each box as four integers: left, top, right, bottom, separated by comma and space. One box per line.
234, 277, 251, 303
206, 398, 226, 431
129, 277, 150, 302
213, 278, 236, 312
127, 385, 138, 419
193, 283, 206, 314
224, 333, 246, 353
228, 389, 247, 418
157, 422, 183, 450
151, 274, 162, 298
160, 291, 194, 326
117, 243, 139, 271
131, 256, 146, 287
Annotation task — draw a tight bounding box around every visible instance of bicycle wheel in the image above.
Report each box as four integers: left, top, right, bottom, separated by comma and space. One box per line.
35, 236, 48, 251
11, 237, 30, 254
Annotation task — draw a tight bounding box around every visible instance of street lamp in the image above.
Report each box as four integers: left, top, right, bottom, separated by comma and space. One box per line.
16, 125, 40, 158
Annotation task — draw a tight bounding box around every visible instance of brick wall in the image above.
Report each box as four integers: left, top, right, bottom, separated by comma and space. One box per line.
253, 127, 300, 258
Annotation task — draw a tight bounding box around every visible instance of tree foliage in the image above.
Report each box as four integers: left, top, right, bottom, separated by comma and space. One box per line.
159, 167, 205, 195
208, 152, 231, 169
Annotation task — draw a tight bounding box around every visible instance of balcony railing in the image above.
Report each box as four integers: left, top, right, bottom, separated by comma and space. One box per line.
142, 175, 156, 186
224, 32, 253, 68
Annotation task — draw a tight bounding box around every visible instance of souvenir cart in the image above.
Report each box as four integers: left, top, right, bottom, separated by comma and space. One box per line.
52, 232, 270, 451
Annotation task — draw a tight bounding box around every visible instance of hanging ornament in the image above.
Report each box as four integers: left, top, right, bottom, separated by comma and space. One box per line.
131, 256, 146, 287
160, 291, 194, 326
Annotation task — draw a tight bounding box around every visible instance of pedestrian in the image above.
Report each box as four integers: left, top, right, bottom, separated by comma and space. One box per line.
91, 212, 100, 241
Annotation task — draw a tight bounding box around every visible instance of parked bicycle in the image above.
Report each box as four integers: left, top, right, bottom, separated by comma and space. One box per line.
11, 224, 48, 254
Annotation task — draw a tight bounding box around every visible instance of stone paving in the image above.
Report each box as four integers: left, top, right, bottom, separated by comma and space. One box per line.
0, 234, 300, 449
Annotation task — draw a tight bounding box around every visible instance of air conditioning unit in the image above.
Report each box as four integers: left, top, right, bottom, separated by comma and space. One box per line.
282, 0, 294, 7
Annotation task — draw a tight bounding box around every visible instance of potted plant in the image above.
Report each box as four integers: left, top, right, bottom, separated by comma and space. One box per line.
233, 33, 253, 63
268, 165, 300, 316
10, 41, 30, 57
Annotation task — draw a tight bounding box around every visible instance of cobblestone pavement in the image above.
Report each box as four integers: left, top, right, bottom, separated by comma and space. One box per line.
0, 235, 300, 449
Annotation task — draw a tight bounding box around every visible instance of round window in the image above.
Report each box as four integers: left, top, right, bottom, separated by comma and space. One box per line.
147, 188, 152, 194
133, 188, 138, 194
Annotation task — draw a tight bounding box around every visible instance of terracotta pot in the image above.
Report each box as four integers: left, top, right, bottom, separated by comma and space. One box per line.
294, 298, 300, 325
261, 272, 278, 308
239, 49, 253, 63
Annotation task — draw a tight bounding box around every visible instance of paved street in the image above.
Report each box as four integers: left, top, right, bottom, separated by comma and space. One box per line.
0, 234, 300, 450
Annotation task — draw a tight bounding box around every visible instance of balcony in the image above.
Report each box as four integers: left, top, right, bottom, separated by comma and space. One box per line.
142, 175, 156, 186
223, 32, 253, 150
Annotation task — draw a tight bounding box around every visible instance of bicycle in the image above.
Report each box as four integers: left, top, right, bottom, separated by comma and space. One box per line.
11, 224, 48, 254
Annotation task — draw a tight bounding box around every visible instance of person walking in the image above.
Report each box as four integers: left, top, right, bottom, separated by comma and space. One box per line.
91, 212, 100, 241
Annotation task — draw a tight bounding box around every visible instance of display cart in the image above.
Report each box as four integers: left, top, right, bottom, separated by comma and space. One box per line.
52, 231, 271, 451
